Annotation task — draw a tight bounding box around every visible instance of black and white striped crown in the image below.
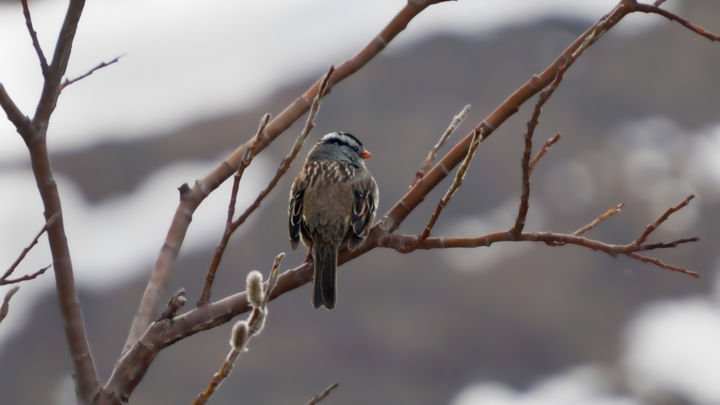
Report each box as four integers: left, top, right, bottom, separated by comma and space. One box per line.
320, 131, 364, 151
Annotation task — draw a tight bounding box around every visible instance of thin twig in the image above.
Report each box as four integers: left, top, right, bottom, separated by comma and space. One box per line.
626, 252, 698, 278
1, 265, 51, 285
2, 214, 56, 283
0, 286, 20, 324
198, 114, 271, 306
158, 289, 186, 320
507, 0, 626, 239
192, 253, 284, 405
306, 383, 339, 405
21, 0, 49, 74
399, 126, 485, 253
528, 133, 562, 174
192, 338, 243, 405
230, 66, 334, 232
381, 193, 700, 278
379, 229, 699, 278
412, 104, 471, 186
653, 0, 667, 6
641, 237, 700, 251
61, 55, 123, 90
573, 202, 624, 236
511, 66, 568, 237
261, 252, 284, 307
634, 194, 694, 246
634, 4, 720, 41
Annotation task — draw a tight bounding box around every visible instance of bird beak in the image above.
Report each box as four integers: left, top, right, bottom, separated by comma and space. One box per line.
360, 149, 372, 159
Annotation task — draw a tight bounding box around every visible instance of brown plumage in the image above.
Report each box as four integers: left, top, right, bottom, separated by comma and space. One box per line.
289, 132, 378, 309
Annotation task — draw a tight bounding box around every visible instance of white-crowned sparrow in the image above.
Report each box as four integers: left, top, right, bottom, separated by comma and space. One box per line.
289, 132, 379, 309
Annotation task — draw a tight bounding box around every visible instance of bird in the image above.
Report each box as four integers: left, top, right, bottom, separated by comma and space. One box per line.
289, 131, 379, 309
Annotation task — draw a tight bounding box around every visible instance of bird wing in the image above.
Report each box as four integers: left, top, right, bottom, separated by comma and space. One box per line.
288, 173, 307, 250
348, 171, 378, 250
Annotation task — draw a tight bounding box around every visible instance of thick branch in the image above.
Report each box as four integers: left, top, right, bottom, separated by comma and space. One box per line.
12, 0, 101, 402
28, 140, 99, 403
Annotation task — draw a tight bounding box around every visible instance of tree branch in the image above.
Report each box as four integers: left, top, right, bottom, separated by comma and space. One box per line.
633, 194, 694, 246
412, 104, 471, 186
306, 383, 339, 405
1, 265, 51, 285
197, 113, 271, 306
528, 133, 562, 174
123, 0, 452, 355
10, 0, 102, 402
634, 3, 720, 41
510, 65, 568, 237
197, 64, 331, 306
573, 202, 624, 236
399, 126, 484, 253
378, 1, 634, 236
97, 2, 713, 402
61, 55, 123, 90
102, 184, 701, 403
230, 65, 333, 232
377, 229, 699, 278
21, 0, 49, 75
0, 83, 33, 136
2, 213, 56, 284
33, 0, 87, 129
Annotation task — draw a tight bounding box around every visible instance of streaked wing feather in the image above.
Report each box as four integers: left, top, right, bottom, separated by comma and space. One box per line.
348, 174, 377, 249
288, 177, 306, 250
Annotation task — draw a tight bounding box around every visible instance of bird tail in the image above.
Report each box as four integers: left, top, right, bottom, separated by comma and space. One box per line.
312, 243, 337, 310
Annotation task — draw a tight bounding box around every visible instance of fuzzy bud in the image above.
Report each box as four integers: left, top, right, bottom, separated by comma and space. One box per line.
246, 270, 264, 307
230, 320, 249, 351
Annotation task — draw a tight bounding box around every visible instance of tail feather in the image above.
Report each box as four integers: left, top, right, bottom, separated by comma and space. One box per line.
312, 243, 337, 310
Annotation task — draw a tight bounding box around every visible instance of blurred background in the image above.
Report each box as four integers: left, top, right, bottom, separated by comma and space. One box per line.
1, 0, 719, 404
